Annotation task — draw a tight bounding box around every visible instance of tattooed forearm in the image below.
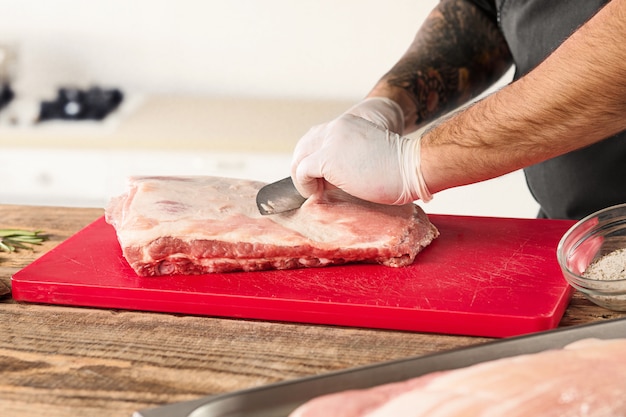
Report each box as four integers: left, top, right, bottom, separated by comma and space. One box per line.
376, 0, 512, 130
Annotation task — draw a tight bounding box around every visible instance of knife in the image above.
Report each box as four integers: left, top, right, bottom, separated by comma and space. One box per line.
256, 177, 307, 215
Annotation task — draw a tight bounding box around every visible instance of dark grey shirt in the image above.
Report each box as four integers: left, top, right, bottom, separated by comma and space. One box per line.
467, 0, 625, 219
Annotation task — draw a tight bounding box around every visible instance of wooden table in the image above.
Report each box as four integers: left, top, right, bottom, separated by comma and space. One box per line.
1, 205, 624, 417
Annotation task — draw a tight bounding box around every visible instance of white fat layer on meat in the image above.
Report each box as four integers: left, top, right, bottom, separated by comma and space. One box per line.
333, 338, 626, 417
105, 175, 440, 275
109, 176, 419, 248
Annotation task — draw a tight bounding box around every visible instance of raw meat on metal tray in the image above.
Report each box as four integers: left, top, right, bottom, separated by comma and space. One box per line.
289, 338, 626, 417
105, 176, 439, 276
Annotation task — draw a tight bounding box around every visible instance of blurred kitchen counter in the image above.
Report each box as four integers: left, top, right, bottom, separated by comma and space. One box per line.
0, 94, 354, 152
0, 95, 356, 207
0, 94, 540, 218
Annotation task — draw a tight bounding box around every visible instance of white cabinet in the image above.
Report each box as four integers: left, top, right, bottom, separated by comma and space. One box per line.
0, 146, 538, 218
0, 148, 292, 207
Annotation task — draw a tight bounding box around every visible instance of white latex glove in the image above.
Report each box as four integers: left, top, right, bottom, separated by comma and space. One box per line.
291, 97, 432, 205
342, 96, 405, 133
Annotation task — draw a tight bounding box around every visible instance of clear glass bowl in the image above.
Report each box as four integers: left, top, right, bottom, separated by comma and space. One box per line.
557, 203, 626, 311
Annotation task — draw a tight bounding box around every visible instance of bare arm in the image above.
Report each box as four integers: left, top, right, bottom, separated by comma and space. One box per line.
419, 0, 626, 194
369, 0, 513, 134
291, 0, 626, 206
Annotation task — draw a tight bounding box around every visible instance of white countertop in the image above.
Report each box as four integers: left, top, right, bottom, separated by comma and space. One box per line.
0, 95, 354, 152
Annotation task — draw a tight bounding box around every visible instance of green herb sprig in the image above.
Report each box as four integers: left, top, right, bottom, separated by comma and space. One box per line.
0, 229, 48, 253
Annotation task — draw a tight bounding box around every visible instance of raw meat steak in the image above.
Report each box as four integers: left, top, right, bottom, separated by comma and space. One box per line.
289, 338, 626, 417
105, 176, 439, 276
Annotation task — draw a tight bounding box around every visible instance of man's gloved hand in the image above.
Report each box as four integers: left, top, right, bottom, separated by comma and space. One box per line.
342, 96, 405, 133
290, 97, 432, 205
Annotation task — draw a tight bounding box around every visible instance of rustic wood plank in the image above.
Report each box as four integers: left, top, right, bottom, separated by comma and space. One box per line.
0, 205, 102, 291
0, 302, 488, 416
0, 204, 624, 417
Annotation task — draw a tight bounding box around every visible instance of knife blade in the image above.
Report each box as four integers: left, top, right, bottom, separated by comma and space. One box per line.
256, 177, 307, 215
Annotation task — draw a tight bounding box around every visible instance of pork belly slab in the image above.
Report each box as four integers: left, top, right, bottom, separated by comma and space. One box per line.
105, 176, 439, 276
290, 338, 626, 417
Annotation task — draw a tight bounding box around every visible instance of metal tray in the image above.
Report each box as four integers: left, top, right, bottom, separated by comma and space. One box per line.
134, 317, 626, 417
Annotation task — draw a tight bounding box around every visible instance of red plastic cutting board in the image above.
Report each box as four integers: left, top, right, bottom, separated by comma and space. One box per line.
11, 214, 575, 338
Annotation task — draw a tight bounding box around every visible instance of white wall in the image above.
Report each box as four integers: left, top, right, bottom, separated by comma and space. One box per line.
1, 0, 437, 100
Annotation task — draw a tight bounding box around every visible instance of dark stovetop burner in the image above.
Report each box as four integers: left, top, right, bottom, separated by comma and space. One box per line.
0, 83, 14, 110
38, 86, 124, 122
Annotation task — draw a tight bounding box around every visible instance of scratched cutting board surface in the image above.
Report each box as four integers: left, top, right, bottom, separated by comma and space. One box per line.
12, 214, 576, 337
